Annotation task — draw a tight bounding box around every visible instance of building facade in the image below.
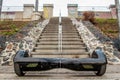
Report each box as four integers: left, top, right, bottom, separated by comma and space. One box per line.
78, 11, 113, 19
1, 4, 117, 20
1, 4, 43, 21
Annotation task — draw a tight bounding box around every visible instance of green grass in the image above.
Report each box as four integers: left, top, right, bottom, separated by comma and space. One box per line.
103, 30, 118, 33
95, 18, 118, 38
0, 24, 20, 36
0, 21, 29, 36
96, 18, 117, 24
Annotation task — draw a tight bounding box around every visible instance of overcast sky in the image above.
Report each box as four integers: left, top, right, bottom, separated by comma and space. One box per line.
3, 0, 115, 16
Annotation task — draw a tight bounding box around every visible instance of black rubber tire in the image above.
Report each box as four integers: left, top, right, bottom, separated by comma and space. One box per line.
10, 54, 15, 65
95, 64, 106, 76
14, 63, 25, 76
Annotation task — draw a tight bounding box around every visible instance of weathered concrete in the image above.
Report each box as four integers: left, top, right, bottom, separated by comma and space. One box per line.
32, 12, 41, 21
0, 65, 120, 80
43, 4, 53, 19
31, 17, 89, 59
67, 4, 78, 18
23, 4, 34, 21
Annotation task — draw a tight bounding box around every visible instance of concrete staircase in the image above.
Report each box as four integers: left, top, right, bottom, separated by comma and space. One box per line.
0, 17, 119, 79
31, 17, 89, 58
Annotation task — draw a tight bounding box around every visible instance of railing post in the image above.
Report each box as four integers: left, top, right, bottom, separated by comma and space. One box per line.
59, 10, 61, 25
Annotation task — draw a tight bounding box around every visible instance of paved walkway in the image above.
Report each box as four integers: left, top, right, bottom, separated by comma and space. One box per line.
0, 65, 119, 80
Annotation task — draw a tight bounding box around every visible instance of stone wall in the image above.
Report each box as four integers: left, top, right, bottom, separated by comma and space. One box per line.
0, 19, 49, 65
71, 18, 120, 64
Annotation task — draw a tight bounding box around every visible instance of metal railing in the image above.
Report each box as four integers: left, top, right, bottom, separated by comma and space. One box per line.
58, 25, 62, 53
58, 14, 62, 53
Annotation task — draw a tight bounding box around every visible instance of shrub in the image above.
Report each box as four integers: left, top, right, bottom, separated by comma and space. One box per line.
82, 11, 96, 24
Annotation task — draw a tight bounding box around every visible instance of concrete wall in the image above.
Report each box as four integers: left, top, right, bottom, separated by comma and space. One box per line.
14, 12, 23, 21
68, 4, 78, 18
43, 4, 53, 19
109, 5, 117, 19
110, 8, 117, 19
23, 4, 34, 21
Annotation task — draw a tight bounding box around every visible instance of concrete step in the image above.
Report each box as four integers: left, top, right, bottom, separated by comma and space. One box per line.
42, 31, 58, 33
34, 46, 86, 49
39, 37, 58, 39
44, 29, 78, 32
31, 51, 89, 58
62, 49, 87, 53
43, 31, 77, 33
62, 26, 76, 30
44, 28, 58, 29
34, 49, 58, 53
44, 26, 58, 28
42, 33, 78, 35
43, 30, 78, 33
31, 51, 89, 55
62, 29, 77, 31
41, 34, 79, 36
46, 24, 58, 25
41, 34, 58, 36
35, 46, 58, 48
40, 36, 58, 38
42, 32, 77, 34
32, 54, 89, 58
36, 42, 85, 45
34, 49, 87, 53
38, 39, 82, 42
44, 27, 58, 28
38, 38, 82, 41
40, 35, 79, 37
36, 44, 85, 48
43, 29, 58, 31
39, 37, 82, 40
